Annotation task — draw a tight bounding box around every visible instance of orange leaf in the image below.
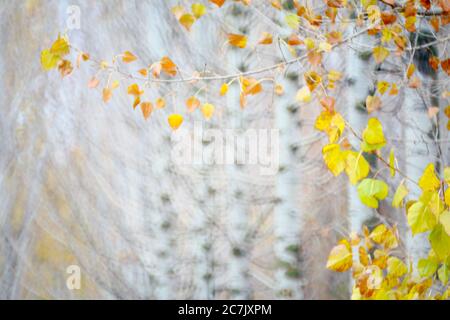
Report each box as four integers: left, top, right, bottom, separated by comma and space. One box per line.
186, 96, 200, 112
103, 88, 112, 103
128, 83, 144, 96
258, 32, 273, 45
88, 77, 100, 89
179, 14, 195, 31
122, 51, 137, 63
210, 0, 225, 7
155, 98, 166, 109
441, 58, 450, 76
133, 96, 141, 110
160, 56, 177, 77
228, 34, 247, 48
138, 68, 148, 77
241, 77, 262, 95
140, 102, 153, 120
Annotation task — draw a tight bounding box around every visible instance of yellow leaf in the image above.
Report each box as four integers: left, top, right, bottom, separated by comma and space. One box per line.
304, 71, 322, 92
111, 80, 120, 90
168, 114, 184, 130
316, 111, 345, 143
322, 144, 347, 176
171, 5, 185, 19
418, 258, 438, 278
201, 103, 215, 120
50, 36, 70, 57
319, 41, 332, 52
241, 77, 262, 95
444, 167, 450, 185
387, 257, 407, 278
361, 118, 386, 152
140, 102, 153, 120
296, 86, 312, 103
179, 14, 196, 31
103, 88, 112, 103
357, 178, 389, 208
345, 151, 370, 185
392, 182, 408, 208
377, 81, 390, 95
275, 84, 284, 96
373, 46, 390, 64
446, 189, 450, 207
122, 51, 137, 63
326, 243, 352, 272
408, 201, 437, 235
389, 148, 395, 177
418, 163, 441, 192
365, 95, 381, 113
191, 3, 206, 19
407, 64, 416, 79
228, 34, 247, 48
220, 83, 229, 96
186, 96, 200, 112
40, 49, 60, 71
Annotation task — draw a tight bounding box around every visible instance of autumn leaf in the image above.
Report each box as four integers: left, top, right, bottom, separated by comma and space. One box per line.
179, 14, 196, 31
258, 32, 273, 45
209, 0, 225, 7
220, 83, 229, 96
156, 98, 166, 109
304, 71, 322, 92
418, 163, 440, 192
275, 84, 284, 96
365, 95, 381, 113
58, 59, 73, 77
418, 258, 438, 278
88, 77, 100, 89
392, 182, 408, 208
160, 56, 177, 76
377, 81, 389, 95
168, 114, 184, 130
122, 51, 137, 63
429, 224, 450, 259
127, 83, 144, 96
41, 49, 60, 71
322, 144, 347, 176
441, 58, 450, 76
50, 36, 70, 57
241, 77, 262, 95
296, 86, 312, 103
326, 243, 352, 272
103, 87, 112, 103
373, 46, 390, 64
389, 148, 395, 177
228, 33, 247, 48
345, 151, 370, 185
140, 102, 153, 120
314, 110, 345, 143
201, 103, 215, 120
387, 257, 407, 278
361, 118, 386, 152
357, 178, 389, 208
186, 96, 200, 112
408, 200, 437, 235
192, 3, 206, 18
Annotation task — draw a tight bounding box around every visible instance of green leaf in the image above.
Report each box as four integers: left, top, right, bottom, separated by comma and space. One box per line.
440, 211, 450, 235
418, 258, 438, 278
357, 178, 389, 208
285, 13, 300, 29
392, 182, 408, 208
429, 224, 450, 260
389, 148, 395, 177
438, 264, 449, 285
